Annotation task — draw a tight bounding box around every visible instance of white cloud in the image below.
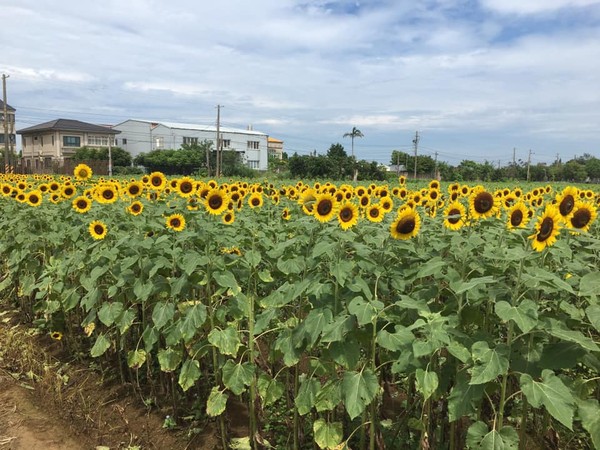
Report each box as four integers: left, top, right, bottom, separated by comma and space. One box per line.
480, 0, 600, 15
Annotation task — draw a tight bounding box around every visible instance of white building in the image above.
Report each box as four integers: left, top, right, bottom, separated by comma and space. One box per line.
113, 119, 269, 170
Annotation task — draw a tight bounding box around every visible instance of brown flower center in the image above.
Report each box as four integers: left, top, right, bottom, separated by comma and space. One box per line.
474, 192, 493, 214
536, 217, 554, 242
510, 210, 523, 227
559, 194, 575, 216
570, 208, 591, 229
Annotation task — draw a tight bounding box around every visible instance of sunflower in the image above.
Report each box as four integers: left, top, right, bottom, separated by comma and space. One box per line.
443, 201, 466, 231
186, 197, 200, 211
222, 211, 235, 225
530, 204, 562, 252
428, 180, 440, 190
556, 186, 578, 218
176, 176, 196, 198
337, 202, 359, 230
74, 163, 93, 181
61, 184, 76, 199
25, 190, 43, 207
567, 201, 597, 233
313, 193, 337, 223
298, 188, 317, 215
72, 195, 92, 213
95, 183, 119, 204
166, 213, 186, 231
506, 202, 530, 229
248, 192, 264, 209
49, 181, 61, 192
282, 207, 291, 220
125, 181, 144, 198
127, 200, 144, 216
50, 331, 63, 341
398, 175, 406, 185
366, 204, 384, 223
380, 197, 394, 213
148, 171, 167, 191
358, 194, 370, 209
390, 208, 421, 240
1, 183, 12, 196
89, 220, 108, 240
205, 188, 229, 215
469, 189, 498, 219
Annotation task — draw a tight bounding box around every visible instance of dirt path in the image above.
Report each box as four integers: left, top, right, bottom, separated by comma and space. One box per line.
0, 376, 84, 450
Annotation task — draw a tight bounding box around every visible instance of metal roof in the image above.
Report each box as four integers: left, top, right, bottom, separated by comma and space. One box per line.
119, 119, 267, 136
17, 119, 120, 135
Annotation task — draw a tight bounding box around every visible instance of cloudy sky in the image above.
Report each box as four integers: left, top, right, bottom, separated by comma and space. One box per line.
2, 0, 600, 166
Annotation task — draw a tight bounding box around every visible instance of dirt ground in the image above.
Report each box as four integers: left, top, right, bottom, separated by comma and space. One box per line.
0, 306, 221, 450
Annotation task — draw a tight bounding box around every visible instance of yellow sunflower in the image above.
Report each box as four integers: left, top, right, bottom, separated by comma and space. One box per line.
380, 197, 394, 213
298, 188, 317, 215
366, 204, 384, 223
166, 213, 186, 231
390, 208, 421, 240
72, 195, 92, 213
313, 193, 337, 223
530, 204, 562, 252
222, 210, 235, 225
567, 201, 597, 233
94, 183, 119, 204
282, 207, 291, 220
74, 163, 93, 181
337, 201, 359, 230
50, 331, 63, 341
247, 192, 264, 209
469, 188, 498, 219
556, 186, 579, 218
148, 171, 167, 191
127, 200, 144, 216
506, 202, 530, 230
25, 190, 43, 207
125, 181, 144, 198
443, 201, 466, 231
176, 176, 196, 198
205, 188, 229, 215
61, 184, 76, 199
89, 220, 108, 240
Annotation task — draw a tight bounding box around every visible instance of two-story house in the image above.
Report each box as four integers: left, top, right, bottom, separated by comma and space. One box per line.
0, 99, 16, 156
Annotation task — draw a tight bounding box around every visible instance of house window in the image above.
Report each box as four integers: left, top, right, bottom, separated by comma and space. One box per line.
87, 135, 113, 146
122, 138, 127, 145
63, 136, 81, 147
52, 135, 54, 146
247, 160, 259, 169
222, 139, 231, 148
183, 137, 198, 145
247, 141, 259, 150
154, 136, 164, 149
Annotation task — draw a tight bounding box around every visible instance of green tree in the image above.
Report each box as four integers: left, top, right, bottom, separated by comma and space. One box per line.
73, 146, 132, 167
562, 160, 587, 182
343, 127, 364, 158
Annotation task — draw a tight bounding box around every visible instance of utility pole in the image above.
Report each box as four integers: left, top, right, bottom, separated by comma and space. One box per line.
434, 151, 439, 179
396, 151, 400, 176
526, 149, 533, 182
108, 134, 113, 177
2, 74, 9, 173
555, 153, 560, 165
412, 131, 419, 180
215, 105, 223, 178
512, 147, 516, 179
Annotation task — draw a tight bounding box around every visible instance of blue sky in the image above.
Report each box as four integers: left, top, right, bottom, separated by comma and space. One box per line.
1, 0, 600, 166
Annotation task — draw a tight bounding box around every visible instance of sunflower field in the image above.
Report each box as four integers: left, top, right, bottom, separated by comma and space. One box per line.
1, 164, 600, 450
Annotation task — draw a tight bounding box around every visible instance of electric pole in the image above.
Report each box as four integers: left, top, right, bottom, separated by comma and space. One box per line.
108, 133, 113, 177
2, 74, 9, 173
434, 151, 439, 179
215, 105, 223, 177
526, 149, 533, 182
412, 131, 419, 180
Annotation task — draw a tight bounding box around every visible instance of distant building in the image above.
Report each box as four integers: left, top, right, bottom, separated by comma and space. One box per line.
113, 119, 269, 171
267, 137, 284, 160
17, 119, 120, 171
0, 99, 16, 153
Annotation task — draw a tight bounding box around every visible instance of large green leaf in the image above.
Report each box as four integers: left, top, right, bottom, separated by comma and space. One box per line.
257, 373, 284, 407
222, 360, 255, 396
295, 376, 320, 416
301, 308, 333, 348
342, 368, 379, 420
206, 387, 228, 417
348, 296, 383, 326
179, 303, 207, 342
178, 358, 201, 391
544, 318, 600, 352
448, 371, 484, 422
415, 368, 438, 401
98, 302, 124, 327
90, 334, 111, 358
470, 341, 509, 385
377, 326, 414, 351
157, 347, 182, 372
208, 326, 241, 357
577, 398, 600, 449
580, 272, 600, 298
117, 308, 136, 334
586, 305, 600, 332
152, 302, 175, 330
520, 369, 575, 430
321, 314, 355, 343
313, 419, 343, 450
274, 328, 302, 367
127, 349, 147, 369
315, 380, 342, 412
495, 300, 538, 334
466, 421, 519, 450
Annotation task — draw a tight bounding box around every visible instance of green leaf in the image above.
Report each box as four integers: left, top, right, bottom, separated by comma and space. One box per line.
98, 302, 124, 327
315, 380, 342, 412
157, 347, 182, 372
274, 329, 302, 367
577, 398, 600, 449
295, 376, 320, 416
90, 334, 111, 358
117, 308, 136, 334
586, 305, 600, 332
580, 272, 600, 298
178, 359, 201, 391
538, 342, 587, 370
377, 326, 414, 351
301, 308, 333, 348
222, 360, 255, 396
467, 421, 519, 450
213, 270, 241, 295
544, 318, 600, 352
206, 387, 228, 417
142, 325, 159, 353
133, 279, 153, 302
342, 368, 379, 420
313, 419, 343, 450
180, 303, 207, 342
330, 260, 354, 287
208, 326, 241, 357
321, 314, 355, 343
495, 300, 538, 334
415, 368, 438, 401
447, 341, 472, 364
277, 256, 306, 275
328, 341, 360, 370
448, 371, 484, 422
257, 373, 284, 407
127, 349, 147, 369
451, 276, 497, 295
520, 369, 575, 430
152, 302, 175, 330
470, 341, 509, 385
348, 296, 383, 326
244, 249, 261, 268
416, 257, 446, 278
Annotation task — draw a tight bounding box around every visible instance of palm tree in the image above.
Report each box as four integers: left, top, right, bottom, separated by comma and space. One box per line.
343, 126, 364, 158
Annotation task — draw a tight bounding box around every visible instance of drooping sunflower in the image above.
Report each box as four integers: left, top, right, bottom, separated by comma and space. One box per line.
366, 204, 384, 223
148, 171, 167, 191
127, 200, 144, 216
506, 202, 530, 230
282, 207, 291, 221
443, 201, 466, 231
390, 208, 421, 240
176, 176, 196, 198
247, 192, 264, 209
337, 202, 359, 230
469, 188, 498, 219
205, 188, 229, 215
74, 163, 93, 181
166, 213, 186, 231
556, 186, 579, 218
298, 188, 317, 215
530, 204, 562, 252
222, 210, 235, 225
313, 193, 337, 223
567, 201, 597, 233
72, 195, 92, 213
26, 190, 43, 207
89, 220, 108, 240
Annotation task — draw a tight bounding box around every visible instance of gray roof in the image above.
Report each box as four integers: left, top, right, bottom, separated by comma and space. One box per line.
0, 100, 15, 111
17, 119, 120, 135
